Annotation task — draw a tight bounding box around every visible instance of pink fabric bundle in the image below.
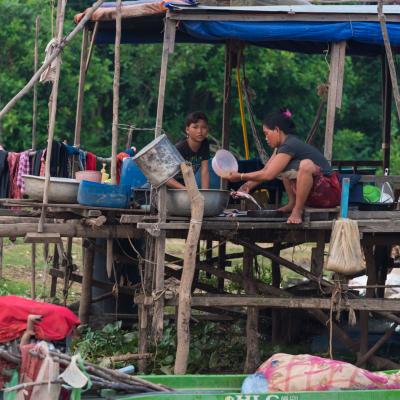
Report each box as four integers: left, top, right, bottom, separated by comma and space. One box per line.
258, 353, 400, 392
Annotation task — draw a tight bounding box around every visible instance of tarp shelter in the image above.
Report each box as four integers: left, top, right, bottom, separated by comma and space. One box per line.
79, 4, 400, 55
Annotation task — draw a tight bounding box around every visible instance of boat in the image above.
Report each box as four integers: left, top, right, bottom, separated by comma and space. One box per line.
119, 373, 400, 399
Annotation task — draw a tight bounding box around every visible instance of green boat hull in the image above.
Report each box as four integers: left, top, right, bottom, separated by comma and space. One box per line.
120, 374, 400, 400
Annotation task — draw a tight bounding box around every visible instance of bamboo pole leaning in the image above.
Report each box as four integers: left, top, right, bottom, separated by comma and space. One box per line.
174, 162, 204, 375
378, 0, 400, 121
0, 0, 106, 121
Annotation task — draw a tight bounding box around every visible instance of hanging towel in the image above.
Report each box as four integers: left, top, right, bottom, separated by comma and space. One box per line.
8, 152, 21, 199
0, 150, 10, 199
85, 151, 97, 170
39, 38, 59, 83
16, 150, 30, 195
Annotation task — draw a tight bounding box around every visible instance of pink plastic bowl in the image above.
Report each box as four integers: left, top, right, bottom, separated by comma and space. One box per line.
75, 170, 102, 183
212, 149, 238, 177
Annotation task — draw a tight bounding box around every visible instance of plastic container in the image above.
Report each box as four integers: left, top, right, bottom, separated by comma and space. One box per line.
120, 157, 147, 188
77, 180, 131, 209
133, 134, 185, 187
75, 170, 102, 183
212, 149, 238, 178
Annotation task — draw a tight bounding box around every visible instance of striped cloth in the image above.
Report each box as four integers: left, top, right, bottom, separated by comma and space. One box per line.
16, 150, 30, 195
258, 353, 400, 392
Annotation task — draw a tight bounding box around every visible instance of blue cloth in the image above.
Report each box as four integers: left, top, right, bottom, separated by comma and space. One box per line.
181, 21, 400, 47
64, 144, 79, 156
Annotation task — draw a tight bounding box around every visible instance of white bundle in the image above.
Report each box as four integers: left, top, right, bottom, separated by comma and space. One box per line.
326, 218, 365, 275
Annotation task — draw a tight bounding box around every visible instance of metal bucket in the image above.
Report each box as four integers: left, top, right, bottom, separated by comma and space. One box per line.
133, 134, 185, 187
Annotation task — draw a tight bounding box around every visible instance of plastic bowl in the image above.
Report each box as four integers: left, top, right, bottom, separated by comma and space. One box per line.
77, 180, 131, 209
212, 149, 238, 177
75, 170, 102, 182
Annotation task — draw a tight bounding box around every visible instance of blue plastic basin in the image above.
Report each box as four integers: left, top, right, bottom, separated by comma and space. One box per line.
77, 180, 131, 209
120, 157, 147, 188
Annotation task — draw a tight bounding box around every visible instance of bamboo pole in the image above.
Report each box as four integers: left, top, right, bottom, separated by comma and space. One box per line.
31, 243, 36, 299
0, 239, 3, 280
111, 0, 122, 184
74, 27, 90, 149
38, 0, 66, 233
0, 0, 106, 121
32, 16, 40, 151
152, 16, 176, 342
174, 163, 204, 375
86, 22, 99, 72
378, 0, 400, 121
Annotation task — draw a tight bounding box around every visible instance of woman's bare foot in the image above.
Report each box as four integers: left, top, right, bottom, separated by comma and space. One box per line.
277, 203, 294, 213
287, 208, 303, 224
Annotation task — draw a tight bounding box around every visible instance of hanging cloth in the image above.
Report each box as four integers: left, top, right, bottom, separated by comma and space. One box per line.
16, 151, 30, 195
39, 38, 59, 83
0, 150, 10, 199
8, 152, 21, 199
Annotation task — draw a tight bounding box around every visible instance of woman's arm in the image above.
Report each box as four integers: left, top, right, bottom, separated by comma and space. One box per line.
166, 178, 185, 189
229, 153, 292, 182
200, 159, 210, 189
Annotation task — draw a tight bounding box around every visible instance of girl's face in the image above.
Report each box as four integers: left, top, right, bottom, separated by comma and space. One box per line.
186, 119, 209, 143
263, 125, 281, 148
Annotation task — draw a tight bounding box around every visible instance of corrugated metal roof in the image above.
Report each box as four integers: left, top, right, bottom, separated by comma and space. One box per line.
168, 4, 400, 14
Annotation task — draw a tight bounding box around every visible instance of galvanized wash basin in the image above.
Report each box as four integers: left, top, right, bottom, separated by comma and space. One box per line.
23, 175, 80, 203
166, 189, 230, 217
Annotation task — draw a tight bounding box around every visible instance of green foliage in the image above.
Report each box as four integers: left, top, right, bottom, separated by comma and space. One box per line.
0, 0, 390, 163
332, 129, 372, 160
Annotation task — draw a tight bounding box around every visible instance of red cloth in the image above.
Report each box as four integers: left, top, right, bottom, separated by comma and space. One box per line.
116, 152, 130, 183
7, 152, 22, 199
0, 296, 80, 343
85, 151, 97, 170
292, 169, 341, 208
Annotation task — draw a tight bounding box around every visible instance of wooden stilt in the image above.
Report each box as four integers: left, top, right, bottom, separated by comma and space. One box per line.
217, 241, 226, 291
243, 245, 259, 373
358, 243, 377, 367
174, 163, 204, 374
79, 240, 95, 325
152, 16, 176, 342
50, 244, 59, 298
205, 240, 212, 279
271, 242, 281, 344
138, 235, 154, 373
324, 41, 346, 162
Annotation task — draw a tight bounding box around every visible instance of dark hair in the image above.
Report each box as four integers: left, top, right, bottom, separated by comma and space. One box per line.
185, 111, 209, 128
262, 107, 295, 135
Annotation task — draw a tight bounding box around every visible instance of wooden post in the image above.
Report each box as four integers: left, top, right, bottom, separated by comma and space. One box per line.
31, 243, 36, 299
126, 125, 134, 148
0, 0, 106, 121
86, 22, 99, 72
381, 55, 392, 172
39, 0, 66, 233
32, 16, 40, 151
220, 41, 233, 190
174, 163, 204, 374
79, 240, 95, 325
378, 0, 400, 121
271, 242, 281, 344
217, 241, 226, 291
243, 245, 260, 373
50, 244, 59, 297
74, 27, 90, 150
205, 240, 212, 279
106, 239, 113, 278
152, 15, 176, 342
111, 0, 122, 183
324, 41, 346, 162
